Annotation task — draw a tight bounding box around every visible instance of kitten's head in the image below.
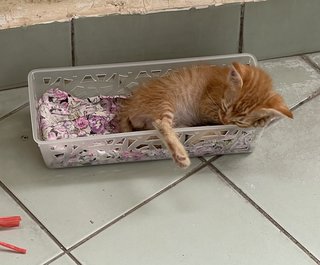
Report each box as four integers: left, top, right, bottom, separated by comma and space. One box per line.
218, 62, 293, 127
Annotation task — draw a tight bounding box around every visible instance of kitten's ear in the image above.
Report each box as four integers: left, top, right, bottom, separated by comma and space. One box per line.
265, 94, 293, 119
224, 64, 243, 105
262, 105, 293, 119
232, 62, 248, 77
228, 64, 243, 89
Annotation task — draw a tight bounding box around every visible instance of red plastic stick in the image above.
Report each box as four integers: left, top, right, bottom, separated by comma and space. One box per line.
0, 216, 21, 227
0, 241, 27, 254
0, 216, 26, 254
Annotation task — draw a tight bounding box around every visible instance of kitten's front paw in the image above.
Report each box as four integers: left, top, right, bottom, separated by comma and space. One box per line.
173, 151, 191, 168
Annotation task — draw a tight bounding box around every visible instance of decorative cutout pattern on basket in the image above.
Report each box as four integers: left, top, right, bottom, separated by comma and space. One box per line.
41, 68, 178, 98
40, 127, 259, 168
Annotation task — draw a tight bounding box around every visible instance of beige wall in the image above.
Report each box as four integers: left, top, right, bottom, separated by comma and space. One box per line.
0, 0, 264, 29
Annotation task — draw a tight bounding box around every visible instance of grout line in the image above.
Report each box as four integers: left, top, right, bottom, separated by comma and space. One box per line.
42, 253, 65, 265
0, 102, 29, 122
0, 181, 82, 265
300, 55, 320, 105
259, 51, 320, 62
301, 55, 320, 74
67, 160, 209, 252
198, 156, 208, 163
290, 87, 320, 112
206, 155, 222, 163
0, 82, 27, 91
44, 252, 82, 265
71, 18, 75, 67
0, 85, 28, 92
238, 3, 245, 53
207, 163, 320, 265
198, 155, 221, 163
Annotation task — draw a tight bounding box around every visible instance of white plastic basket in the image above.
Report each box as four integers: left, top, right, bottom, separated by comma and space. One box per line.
28, 53, 262, 168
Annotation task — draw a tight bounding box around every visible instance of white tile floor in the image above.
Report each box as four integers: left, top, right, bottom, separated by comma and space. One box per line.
0, 55, 320, 265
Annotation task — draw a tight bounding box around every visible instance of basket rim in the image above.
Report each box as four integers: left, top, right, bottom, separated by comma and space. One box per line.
28, 53, 259, 146
27, 53, 257, 77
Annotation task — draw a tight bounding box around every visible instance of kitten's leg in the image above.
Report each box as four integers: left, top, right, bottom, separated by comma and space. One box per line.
118, 114, 133, 132
153, 115, 191, 168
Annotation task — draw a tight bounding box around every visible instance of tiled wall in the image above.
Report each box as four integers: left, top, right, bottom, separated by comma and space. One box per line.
243, 0, 320, 59
73, 4, 240, 66
1, 0, 320, 90
0, 22, 72, 90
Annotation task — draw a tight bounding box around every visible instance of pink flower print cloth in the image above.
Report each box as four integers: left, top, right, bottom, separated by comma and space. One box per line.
38, 88, 125, 141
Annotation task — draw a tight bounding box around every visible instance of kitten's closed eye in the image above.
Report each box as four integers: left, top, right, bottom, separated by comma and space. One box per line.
253, 117, 268, 127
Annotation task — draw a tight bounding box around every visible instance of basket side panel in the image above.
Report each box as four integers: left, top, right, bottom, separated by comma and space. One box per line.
38, 126, 260, 168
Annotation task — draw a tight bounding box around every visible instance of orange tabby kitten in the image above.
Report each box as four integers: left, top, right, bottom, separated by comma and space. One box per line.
118, 62, 293, 168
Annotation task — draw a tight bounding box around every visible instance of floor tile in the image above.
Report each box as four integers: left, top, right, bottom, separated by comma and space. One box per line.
0, 87, 28, 118
0, 22, 71, 90
307, 52, 320, 68
243, 0, 320, 59
214, 95, 320, 258
49, 255, 78, 265
0, 189, 61, 265
259, 56, 320, 108
74, 4, 240, 65
0, 107, 203, 248
72, 168, 315, 265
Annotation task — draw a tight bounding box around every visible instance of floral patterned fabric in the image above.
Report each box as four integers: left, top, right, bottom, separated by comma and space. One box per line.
38, 88, 125, 141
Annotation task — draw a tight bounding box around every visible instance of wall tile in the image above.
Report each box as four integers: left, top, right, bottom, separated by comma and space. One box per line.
243, 0, 320, 59
74, 4, 241, 65
0, 22, 72, 90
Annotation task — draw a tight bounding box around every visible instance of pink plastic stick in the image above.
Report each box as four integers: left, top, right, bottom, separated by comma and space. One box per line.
0, 241, 27, 254
0, 216, 21, 227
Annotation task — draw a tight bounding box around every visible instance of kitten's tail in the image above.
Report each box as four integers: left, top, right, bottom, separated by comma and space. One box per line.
119, 117, 133, 132
117, 99, 133, 132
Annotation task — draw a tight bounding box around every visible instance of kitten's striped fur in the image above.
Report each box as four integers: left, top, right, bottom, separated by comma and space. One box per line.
118, 63, 292, 168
